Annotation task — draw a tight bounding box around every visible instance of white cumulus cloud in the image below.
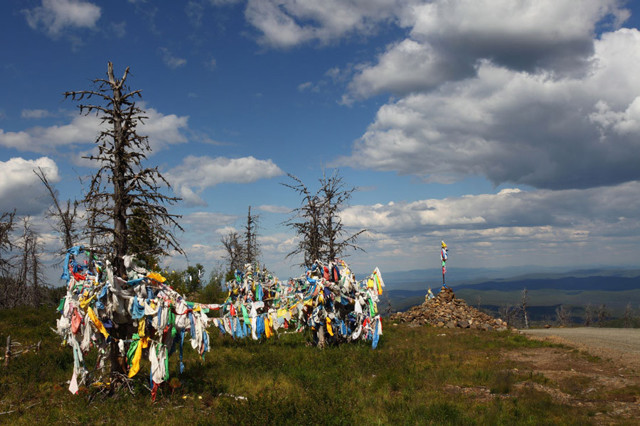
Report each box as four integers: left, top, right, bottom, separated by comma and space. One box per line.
258, 204, 291, 214
244, 0, 410, 48
0, 157, 60, 215
24, 0, 101, 37
348, 0, 630, 100
340, 29, 640, 190
341, 181, 640, 270
167, 156, 284, 206
0, 107, 189, 156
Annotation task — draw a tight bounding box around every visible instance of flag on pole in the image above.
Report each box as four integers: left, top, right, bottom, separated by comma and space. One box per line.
440, 241, 448, 287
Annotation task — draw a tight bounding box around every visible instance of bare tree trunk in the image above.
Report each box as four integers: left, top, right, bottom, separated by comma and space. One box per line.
31, 247, 39, 307
110, 63, 128, 278
555, 304, 571, 327
521, 288, 529, 329
34, 167, 78, 252
317, 325, 326, 349
584, 303, 594, 326
623, 303, 633, 328
597, 304, 608, 327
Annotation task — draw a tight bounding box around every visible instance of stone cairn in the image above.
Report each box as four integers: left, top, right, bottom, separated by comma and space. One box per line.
390, 287, 508, 331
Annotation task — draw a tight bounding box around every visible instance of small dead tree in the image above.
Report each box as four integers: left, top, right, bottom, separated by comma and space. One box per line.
283, 174, 324, 266
221, 230, 244, 274
499, 304, 517, 327
584, 303, 595, 327
15, 217, 46, 307
0, 212, 16, 309
623, 303, 633, 328
555, 304, 571, 327
597, 304, 608, 327
34, 167, 80, 253
0, 211, 15, 277
244, 206, 260, 266
520, 288, 530, 329
284, 171, 366, 266
319, 170, 365, 262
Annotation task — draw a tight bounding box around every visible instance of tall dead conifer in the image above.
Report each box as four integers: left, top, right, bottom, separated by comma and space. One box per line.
244, 206, 260, 267
65, 62, 184, 386
65, 62, 183, 277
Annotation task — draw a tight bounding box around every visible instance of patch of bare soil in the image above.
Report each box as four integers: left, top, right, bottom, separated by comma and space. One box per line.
521, 328, 640, 372
504, 345, 640, 425
444, 339, 640, 425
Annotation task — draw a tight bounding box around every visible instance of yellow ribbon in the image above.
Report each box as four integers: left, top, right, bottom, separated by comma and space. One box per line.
147, 271, 166, 283
128, 323, 150, 378
87, 307, 109, 338
79, 294, 96, 310
265, 317, 272, 339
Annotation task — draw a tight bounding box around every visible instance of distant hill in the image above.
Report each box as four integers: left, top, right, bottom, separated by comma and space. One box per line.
379, 267, 640, 291
454, 275, 640, 292
382, 269, 640, 318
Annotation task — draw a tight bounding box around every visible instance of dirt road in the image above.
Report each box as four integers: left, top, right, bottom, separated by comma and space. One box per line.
521, 327, 640, 370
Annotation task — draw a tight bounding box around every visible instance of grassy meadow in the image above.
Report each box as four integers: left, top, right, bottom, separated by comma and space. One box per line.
1, 307, 638, 425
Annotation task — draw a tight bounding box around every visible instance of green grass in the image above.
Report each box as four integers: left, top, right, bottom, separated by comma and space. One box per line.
0, 307, 630, 425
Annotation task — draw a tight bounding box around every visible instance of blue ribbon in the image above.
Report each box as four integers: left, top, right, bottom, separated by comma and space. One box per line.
61, 246, 83, 281
372, 319, 380, 349
130, 296, 145, 319
179, 329, 185, 374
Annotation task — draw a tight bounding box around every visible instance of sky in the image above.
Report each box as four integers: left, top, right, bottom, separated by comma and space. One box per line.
1, 0, 640, 283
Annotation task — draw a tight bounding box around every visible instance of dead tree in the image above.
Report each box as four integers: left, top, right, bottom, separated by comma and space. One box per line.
284, 171, 365, 267
583, 303, 595, 327
34, 167, 80, 253
244, 206, 260, 266
499, 304, 517, 327
65, 61, 183, 278
0, 212, 16, 309
623, 303, 633, 328
221, 230, 244, 274
520, 288, 530, 329
0, 211, 15, 277
15, 217, 46, 307
283, 174, 324, 266
597, 304, 608, 327
319, 170, 365, 262
65, 62, 184, 384
555, 304, 571, 327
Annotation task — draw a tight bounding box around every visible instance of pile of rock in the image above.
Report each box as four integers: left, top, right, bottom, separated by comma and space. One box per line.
390, 287, 508, 331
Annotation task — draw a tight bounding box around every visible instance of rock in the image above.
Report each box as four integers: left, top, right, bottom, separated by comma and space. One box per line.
390, 286, 506, 332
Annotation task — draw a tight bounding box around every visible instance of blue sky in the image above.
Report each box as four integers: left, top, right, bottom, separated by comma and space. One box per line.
1, 0, 640, 282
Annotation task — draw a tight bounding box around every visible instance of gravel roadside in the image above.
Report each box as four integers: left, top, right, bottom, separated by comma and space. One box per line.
520, 327, 640, 370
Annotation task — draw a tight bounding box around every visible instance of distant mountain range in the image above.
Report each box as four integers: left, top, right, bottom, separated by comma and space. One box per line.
378, 267, 640, 291
380, 268, 640, 317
